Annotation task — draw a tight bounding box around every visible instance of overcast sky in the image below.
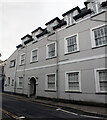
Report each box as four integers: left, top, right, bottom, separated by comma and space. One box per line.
0, 0, 85, 61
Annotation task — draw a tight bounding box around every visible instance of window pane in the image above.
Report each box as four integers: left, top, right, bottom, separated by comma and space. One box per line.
47, 74, 55, 89
98, 70, 107, 92
66, 35, 77, 53
94, 25, 107, 46
67, 72, 79, 91
48, 43, 55, 57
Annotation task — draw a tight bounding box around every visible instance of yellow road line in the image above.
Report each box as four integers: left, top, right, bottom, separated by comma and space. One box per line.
3, 93, 60, 109
0, 108, 18, 119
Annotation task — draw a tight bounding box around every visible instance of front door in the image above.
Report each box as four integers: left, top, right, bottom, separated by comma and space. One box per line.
30, 77, 36, 97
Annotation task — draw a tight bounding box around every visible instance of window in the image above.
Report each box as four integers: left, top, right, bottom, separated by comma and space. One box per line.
11, 79, 14, 86
46, 74, 56, 90
92, 25, 107, 47
65, 71, 81, 92
20, 54, 25, 65
92, 0, 102, 14
67, 13, 75, 26
10, 60, 15, 67
65, 34, 79, 54
7, 77, 10, 86
31, 49, 38, 62
95, 69, 107, 92
47, 42, 56, 58
18, 77, 23, 88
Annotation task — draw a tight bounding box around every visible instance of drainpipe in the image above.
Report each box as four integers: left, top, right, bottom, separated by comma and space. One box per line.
47, 30, 59, 99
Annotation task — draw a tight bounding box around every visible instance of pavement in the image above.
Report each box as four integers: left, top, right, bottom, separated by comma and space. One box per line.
2, 93, 107, 118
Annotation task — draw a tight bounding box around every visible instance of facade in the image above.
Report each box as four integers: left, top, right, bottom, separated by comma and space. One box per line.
0, 60, 7, 91
4, 0, 107, 104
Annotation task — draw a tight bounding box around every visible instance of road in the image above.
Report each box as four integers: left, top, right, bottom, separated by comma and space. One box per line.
2, 94, 106, 120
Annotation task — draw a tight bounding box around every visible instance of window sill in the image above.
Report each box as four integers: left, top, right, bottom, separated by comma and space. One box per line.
64, 50, 80, 55
96, 92, 107, 94
46, 56, 56, 60
65, 90, 82, 93
45, 89, 56, 92
9, 66, 15, 68
17, 87, 23, 89
92, 44, 107, 49
90, 10, 105, 18
30, 61, 38, 64
32, 40, 38, 44
66, 23, 76, 29
19, 64, 25, 66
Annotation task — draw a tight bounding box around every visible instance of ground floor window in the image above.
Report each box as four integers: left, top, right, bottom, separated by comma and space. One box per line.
7, 77, 10, 86
95, 69, 107, 92
18, 77, 23, 88
46, 73, 56, 90
65, 71, 81, 92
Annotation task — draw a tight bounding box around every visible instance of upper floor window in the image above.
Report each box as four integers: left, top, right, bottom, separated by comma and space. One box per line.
10, 60, 15, 68
20, 54, 25, 65
46, 42, 56, 59
91, 25, 107, 47
65, 34, 79, 54
67, 13, 75, 26
95, 69, 107, 93
31, 49, 38, 62
65, 71, 81, 92
92, 0, 102, 14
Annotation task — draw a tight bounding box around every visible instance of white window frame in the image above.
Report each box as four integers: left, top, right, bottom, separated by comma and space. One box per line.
66, 13, 75, 26
20, 53, 25, 65
65, 71, 81, 92
46, 42, 57, 59
10, 60, 15, 67
64, 34, 79, 54
90, 24, 107, 48
18, 77, 23, 88
30, 48, 38, 63
45, 73, 56, 91
94, 68, 107, 93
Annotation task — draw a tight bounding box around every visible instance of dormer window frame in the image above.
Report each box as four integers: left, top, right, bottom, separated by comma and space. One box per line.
66, 12, 75, 27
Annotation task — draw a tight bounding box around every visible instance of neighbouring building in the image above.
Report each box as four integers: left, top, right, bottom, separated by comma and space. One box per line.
4, 0, 107, 104
0, 60, 7, 92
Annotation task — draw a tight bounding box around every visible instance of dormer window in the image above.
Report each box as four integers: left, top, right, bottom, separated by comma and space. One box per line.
21, 34, 32, 45
45, 17, 61, 33
92, 0, 102, 13
85, 0, 102, 14
31, 27, 43, 41
67, 13, 75, 26
62, 6, 81, 27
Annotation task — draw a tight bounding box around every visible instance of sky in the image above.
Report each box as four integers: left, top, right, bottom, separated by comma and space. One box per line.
0, 0, 85, 61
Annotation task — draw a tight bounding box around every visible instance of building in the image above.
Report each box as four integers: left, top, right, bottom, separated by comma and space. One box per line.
4, 0, 107, 104
0, 60, 7, 92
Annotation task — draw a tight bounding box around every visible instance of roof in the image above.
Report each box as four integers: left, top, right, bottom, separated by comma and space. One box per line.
73, 8, 92, 21
53, 20, 67, 30
21, 34, 32, 40
45, 17, 61, 25
31, 27, 44, 33
24, 38, 33, 45
101, 1, 107, 7
16, 44, 22, 49
36, 28, 48, 38
62, 6, 81, 17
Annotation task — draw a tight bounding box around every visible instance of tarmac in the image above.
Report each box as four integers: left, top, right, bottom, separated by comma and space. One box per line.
2, 93, 107, 118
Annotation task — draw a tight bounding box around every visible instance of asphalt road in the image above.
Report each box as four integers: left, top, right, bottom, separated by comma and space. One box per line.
2, 94, 106, 120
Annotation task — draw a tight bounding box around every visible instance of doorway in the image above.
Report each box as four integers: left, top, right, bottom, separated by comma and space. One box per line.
30, 77, 36, 97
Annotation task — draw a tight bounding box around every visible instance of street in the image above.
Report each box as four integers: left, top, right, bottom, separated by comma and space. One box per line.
2, 94, 106, 120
